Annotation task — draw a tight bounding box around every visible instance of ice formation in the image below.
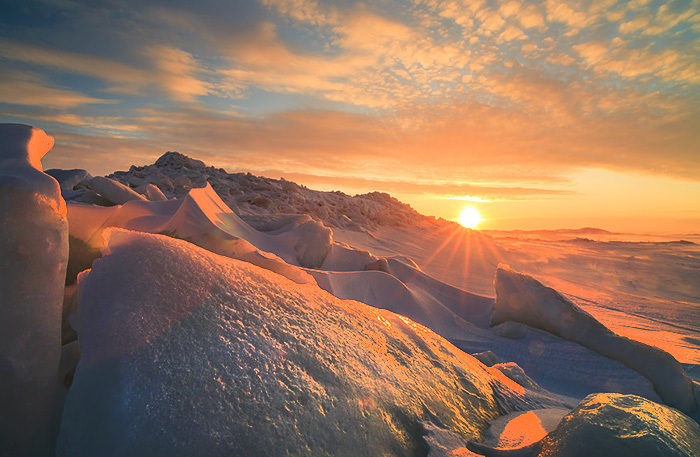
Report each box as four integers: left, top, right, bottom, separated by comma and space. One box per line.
464, 394, 700, 457
59, 151, 430, 230
492, 264, 697, 414
45, 169, 91, 191
479, 408, 570, 450
0, 124, 68, 455
58, 229, 564, 456
537, 393, 700, 457
65, 184, 495, 337
88, 176, 147, 205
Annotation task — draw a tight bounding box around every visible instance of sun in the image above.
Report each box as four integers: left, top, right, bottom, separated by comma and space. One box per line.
458, 207, 482, 229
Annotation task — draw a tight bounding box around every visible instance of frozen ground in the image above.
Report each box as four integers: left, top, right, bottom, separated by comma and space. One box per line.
59, 151, 700, 397
8, 140, 699, 455
334, 225, 700, 368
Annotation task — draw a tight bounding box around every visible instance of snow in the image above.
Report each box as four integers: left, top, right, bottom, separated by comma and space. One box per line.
420, 421, 481, 457
62, 167, 690, 412
93, 151, 430, 230
88, 176, 147, 205
0, 124, 68, 456
141, 183, 167, 201
57, 229, 564, 457
492, 264, 697, 414
492, 362, 548, 394
480, 408, 569, 450
45, 169, 91, 191
538, 393, 700, 457
3, 139, 699, 454
292, 219, 332, 268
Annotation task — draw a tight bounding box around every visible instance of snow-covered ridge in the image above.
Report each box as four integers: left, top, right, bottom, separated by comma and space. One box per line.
95, 151, 431, 231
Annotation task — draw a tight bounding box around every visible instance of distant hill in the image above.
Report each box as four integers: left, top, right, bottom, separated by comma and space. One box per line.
106, 151, 435, 231
484, 227, 616, 236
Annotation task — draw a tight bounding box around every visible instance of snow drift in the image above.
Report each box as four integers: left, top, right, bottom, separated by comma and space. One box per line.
58, 229, 562, 457
0, 124, 68, 456
492, 264, 697, 414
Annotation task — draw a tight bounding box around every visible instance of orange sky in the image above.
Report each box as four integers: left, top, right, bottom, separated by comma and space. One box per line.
1, 0, 699, 232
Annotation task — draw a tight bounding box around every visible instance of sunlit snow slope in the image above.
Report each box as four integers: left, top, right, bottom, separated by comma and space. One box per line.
58, 229, 564, 457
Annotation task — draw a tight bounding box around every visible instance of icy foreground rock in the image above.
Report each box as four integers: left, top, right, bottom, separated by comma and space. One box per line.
537, 393, 700, 457
0, 124, 68, 455
492, 264, 697, 414
424, 394, 700, 457
58, 229, 562, 457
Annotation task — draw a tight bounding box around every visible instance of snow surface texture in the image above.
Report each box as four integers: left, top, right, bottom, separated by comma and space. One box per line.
0, 124, 68, 456
537, 393, 700, 457
492, 264, 697, 414
480, 408, 569, 449
423, 395, 700, 457
58, 229, 567, 457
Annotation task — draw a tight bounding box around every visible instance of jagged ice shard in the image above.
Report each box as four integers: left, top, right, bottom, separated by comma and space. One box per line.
0, 124, 68, 455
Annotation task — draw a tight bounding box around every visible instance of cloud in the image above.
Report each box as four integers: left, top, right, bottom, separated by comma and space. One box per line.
2, 0, 700, 203
0, 38, 235, 103
574, 39, 700, 85
0, 39, 147, 89
0, 70, 116, 108
30, 85, 700, 195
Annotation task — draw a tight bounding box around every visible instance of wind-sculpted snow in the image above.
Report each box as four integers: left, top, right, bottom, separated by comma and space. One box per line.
66, 184, 494, 336
492, 264, 697, 414
66, 185, 316, 284
58, 229, 564, 457
0, 124, 68, 456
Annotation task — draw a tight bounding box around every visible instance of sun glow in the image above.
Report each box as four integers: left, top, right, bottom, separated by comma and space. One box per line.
458, 207, 482, 229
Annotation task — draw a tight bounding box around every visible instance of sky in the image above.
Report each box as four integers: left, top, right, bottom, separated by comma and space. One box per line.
1, 0, 699, 232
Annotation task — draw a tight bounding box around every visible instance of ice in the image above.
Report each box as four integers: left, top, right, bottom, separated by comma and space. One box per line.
420, 421, 480, 457
154, 150, 206, 169
63, 183, 671, 406
537, 393, 700, 457
142, 183, 167, 201
492, 264, 697, 414
492, 362, 548, 394
0, 124, 68, 455
57, 229, 564, 456
479, 408, 569, 450
292, 219, 332, 268
45, 169, 91, 190
88, 176, 147, 205
465, 394, 700, 456
102, 151, 429, 230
